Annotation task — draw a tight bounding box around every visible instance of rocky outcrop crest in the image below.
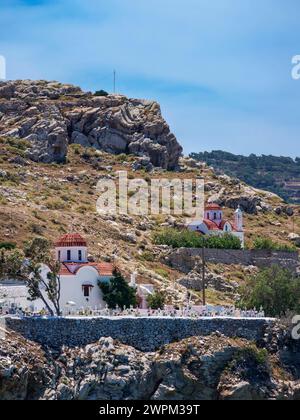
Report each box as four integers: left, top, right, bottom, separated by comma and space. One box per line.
0, 80, 182, 169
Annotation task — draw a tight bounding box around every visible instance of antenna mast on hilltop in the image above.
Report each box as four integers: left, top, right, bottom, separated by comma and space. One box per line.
113, 70, 116, 94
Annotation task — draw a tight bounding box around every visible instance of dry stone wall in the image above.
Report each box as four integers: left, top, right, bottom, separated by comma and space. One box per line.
164, 248, 299, 274
5, 316, 275, 351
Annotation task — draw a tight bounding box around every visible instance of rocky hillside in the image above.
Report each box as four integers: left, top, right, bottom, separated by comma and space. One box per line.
0, 80, 182, 169
0, 138, 299, 307
0, 325, 300, 400
1, 81, 300, 401
0, 80, 299, 307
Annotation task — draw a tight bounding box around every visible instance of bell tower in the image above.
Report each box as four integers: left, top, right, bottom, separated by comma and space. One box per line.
205, 203, 223, 227
55, 233, 88, 263
234, 206, 243, 232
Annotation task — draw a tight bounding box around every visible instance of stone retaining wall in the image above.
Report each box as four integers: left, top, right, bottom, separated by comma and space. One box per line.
164, 248, 299, 274
5, 316, 275, 351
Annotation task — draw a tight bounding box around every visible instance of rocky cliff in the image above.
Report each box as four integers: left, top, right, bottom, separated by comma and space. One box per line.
0, 80, 182, 169
1, 325, 300, 400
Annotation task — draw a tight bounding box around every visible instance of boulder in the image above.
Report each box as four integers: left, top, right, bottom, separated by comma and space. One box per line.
8, 156, 29, 166
132, 156, 154, 172
275, 206, 294, 217
284, 207, 294, 217
178, 269, 238, 293
122, 233, 137, 244
219, 381, 254, 400
288, 233, 300, 247
224, 195, 261, 214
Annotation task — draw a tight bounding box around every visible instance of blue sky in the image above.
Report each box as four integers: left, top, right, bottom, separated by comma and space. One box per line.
0, 0, 300, 157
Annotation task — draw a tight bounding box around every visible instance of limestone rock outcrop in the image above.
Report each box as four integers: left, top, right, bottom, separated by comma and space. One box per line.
205, 177, 281, 214
178, 269, 239, 293
0, 80, 182, 169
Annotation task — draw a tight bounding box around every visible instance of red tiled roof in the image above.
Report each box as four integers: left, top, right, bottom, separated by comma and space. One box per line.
59, 265, 73, 275
55, 233, 87, 248
203, 219, 220, 231
59, 262, 114, 277
220, 220, 238, 232
219, 220, 228, 229
203, 219, 238, 232
205, 203, 221, 211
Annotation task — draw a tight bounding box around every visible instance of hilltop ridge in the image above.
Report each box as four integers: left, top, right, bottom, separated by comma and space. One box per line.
0, 80, 182, 169
191, 150, 300, 204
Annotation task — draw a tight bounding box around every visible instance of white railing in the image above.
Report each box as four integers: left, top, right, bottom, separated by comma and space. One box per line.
60, 305, 265, 319
1, 304, 266, 319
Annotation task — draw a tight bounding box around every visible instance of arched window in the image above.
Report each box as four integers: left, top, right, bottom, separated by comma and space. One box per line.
83, 286, 89, 297
82, 285, 93, 298
225, 224, 231, 232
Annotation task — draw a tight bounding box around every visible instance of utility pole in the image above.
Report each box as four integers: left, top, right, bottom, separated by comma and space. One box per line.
201, 246, 206, 306
292, 215, 295, 234
113, 70, 116, 94
194, 254, 206, 307
9, 211, 13, 235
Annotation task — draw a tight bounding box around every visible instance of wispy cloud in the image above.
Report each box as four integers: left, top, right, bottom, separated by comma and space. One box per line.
0, 0, 299, 157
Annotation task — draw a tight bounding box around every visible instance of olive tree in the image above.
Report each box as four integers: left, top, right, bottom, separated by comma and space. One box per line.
238, 265, 300, 318
24, 237, 62, 316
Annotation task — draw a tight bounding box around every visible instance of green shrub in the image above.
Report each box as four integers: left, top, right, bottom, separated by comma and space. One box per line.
139, 251, 155, 262
23, 237, 51, 262
45, 198, 67, 210
69, 144, 83, 155
98, 269, 137, 309
116, 153, 127, 162
0, 137, 30, 151
0, 170, 20, 185
6, 146, 26, 157
147, 291, 166, 310
238, 265, 300, 317
94, 90, 109, 97
30, 224, 44, 235
253, 237, 296, 252
0, 248, 24, 280
155, 268, 169, 279
235, 346, 268, 366
153, 228, 242, 250
0, 242, 16, 251
80, 147, 99, 161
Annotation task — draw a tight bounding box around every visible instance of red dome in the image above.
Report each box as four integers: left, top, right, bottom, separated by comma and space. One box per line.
205, 203, 221, 211
55, 233, 87, 247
